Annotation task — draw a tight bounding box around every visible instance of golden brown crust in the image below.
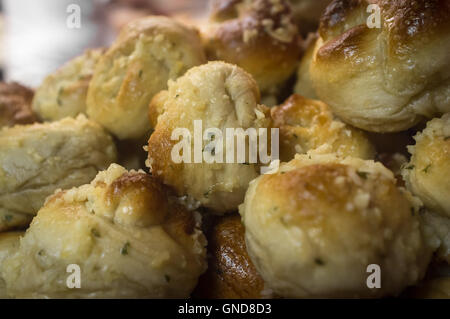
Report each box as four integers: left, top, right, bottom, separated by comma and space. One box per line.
106, 170, 197, 245
316, 24, 371, 62
0, 82, 36, 129
146, 125, 182, 191
318, 0, 450, 62
271, 94, 374, 161
148, 90, 169, 128
401, 114, 450, 264
258, 163, 409, 230
193, 214, 266, 299
310, 0, 450, 132
210, 0, 295, 37
205, 0, 302, 95
320, 0, 450, 42
402, 114, 450, 218
381, 0, 450, 43
241, 153, 432, 298
259, 163, 408, 225
1, 164, 207, 298
147, 61, 270, 214
106, 172, 170, 227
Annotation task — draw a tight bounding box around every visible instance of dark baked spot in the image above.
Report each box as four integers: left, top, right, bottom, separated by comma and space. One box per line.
381, 0, 450, 41
320, 0, 362, 35
317, 24, 369, 61
108, 172, 167, 198
0, 82, 37, 128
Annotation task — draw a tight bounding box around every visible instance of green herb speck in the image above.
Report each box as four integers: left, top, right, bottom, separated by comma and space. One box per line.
138, 70, 143, 78
164, 274, 171, 283
422, 164, 432, 173
91, 228, 101, 238
315, 258, 325, 266
57, 87, 64, 106
357, 171, 368, 179
3, 214, 12, 222
120, 242, 130, 255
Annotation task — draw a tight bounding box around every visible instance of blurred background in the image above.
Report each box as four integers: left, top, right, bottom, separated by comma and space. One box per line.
0, 0, 209, 87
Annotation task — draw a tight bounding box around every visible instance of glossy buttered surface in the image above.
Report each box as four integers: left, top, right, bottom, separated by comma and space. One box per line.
0, 0, 448, 299
194, 214, 266, 299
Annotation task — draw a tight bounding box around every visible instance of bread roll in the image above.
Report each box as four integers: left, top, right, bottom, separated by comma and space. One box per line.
309, 0, 450, 132
402, 114, 450, 217
0, 115, 117, 232
0, 232, 22, 298
87, 16, 206, 140
32, 49, 104, 121
271, 94, 374, 162
0, 82, 36, 129
193, 214, 267, 299
0, 164, 207, 298
402, 114, 450, 263
147, 61, 271, 214
240, 153, 432, 298
204, 0, 302, 99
